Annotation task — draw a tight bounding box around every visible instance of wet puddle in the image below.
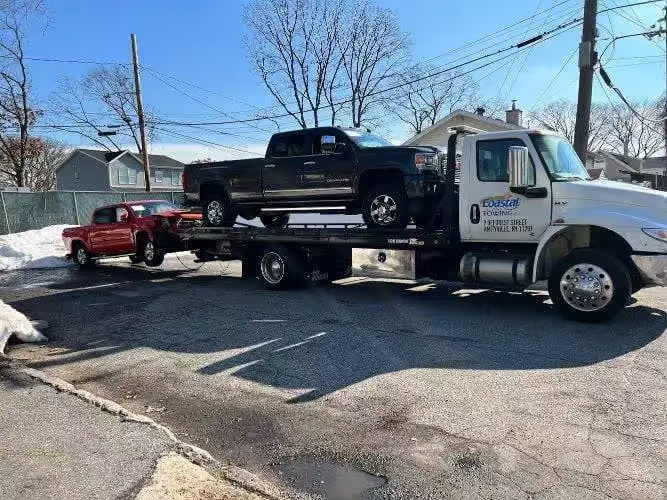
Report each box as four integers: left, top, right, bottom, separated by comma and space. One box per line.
275, 458, 387, 499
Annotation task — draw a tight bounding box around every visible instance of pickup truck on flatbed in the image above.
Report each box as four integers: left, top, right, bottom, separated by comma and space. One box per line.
183, 127, 443, 229
62, 200, 201, 267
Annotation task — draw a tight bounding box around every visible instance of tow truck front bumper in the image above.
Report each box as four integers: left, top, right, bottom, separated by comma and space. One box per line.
632, 254, 667, 287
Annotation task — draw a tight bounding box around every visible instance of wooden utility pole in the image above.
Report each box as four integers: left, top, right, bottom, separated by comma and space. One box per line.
573, 0, 598, 163
131, 33, 151, 192
662, 6, 666, 156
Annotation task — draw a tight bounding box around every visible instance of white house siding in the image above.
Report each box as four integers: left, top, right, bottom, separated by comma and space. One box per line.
404, 114, 519, 149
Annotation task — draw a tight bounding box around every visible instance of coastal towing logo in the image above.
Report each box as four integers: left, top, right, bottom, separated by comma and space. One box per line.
482, 193, 521, 210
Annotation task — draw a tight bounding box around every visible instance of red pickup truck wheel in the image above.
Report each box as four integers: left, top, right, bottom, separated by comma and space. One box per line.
142, 240, 164, 267
73, 242, 95, 268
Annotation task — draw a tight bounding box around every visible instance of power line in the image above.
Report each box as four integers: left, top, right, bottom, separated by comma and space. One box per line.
153, 127, 264, 156
528, 46, 579, 112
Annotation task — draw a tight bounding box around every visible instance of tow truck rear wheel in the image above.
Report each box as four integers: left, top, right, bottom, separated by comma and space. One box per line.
548, 248, 631, 323
142, 239, 164, 267
257, 244, 307, 290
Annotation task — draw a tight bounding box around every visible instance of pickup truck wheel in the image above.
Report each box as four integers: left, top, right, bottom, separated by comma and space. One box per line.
257, 245, 306, 290
203, 195, 237, 227
73, 243, 95, 268
142, 239, 164, 267
129, 255, 143, 264
362, 184, 409, 229
260, 213, 290, 229
548, 249, 631, 323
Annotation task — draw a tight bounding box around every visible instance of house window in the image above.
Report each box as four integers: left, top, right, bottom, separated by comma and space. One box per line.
155, 170, 164, 184
118, 168, 137, 185
171, 170, 182, 186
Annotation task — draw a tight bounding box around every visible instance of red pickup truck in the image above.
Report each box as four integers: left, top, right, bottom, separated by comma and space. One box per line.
62, 200, 201, 267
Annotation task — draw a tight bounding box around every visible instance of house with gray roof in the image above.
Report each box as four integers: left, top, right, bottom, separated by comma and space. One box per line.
56, 149, 184, 192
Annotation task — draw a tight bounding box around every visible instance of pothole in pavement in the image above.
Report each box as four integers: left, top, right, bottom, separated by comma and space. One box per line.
275, 458, 387, 499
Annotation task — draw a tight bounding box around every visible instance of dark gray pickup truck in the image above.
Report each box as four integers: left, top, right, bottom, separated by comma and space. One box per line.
183, 127, 443, 229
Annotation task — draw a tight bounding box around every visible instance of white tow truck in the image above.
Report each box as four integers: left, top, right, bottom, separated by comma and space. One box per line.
181, 126, 667, 323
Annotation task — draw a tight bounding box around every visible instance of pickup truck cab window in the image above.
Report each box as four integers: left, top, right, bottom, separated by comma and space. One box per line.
270, 134, 309, 158
476, 138, 535, 184
93, 208, 115, 224
116, 207, 129, 222
311, 131, 349, 155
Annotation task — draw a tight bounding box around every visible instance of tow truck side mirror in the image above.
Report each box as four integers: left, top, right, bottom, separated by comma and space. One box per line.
508, 146, 531, 189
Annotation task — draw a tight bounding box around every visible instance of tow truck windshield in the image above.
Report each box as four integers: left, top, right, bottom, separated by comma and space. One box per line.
530, 133, 591, 181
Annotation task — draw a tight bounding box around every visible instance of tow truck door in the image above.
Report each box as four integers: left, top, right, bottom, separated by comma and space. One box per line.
460, 134, 551, 243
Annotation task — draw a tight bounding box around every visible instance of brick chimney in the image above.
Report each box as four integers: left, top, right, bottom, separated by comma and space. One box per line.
505, 100, 523, 126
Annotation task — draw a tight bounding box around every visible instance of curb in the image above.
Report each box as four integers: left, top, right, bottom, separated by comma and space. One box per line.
18, 365, 284, 499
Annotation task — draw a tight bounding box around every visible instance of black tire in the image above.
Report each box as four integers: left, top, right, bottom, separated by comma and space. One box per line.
256, 244, 307, 290
142, 239, 164, 267
202, 193, 237, 227
72, 242, 95, 268
129, 254, 143, 264
260, 213, 290, 229
548, 248, 631, 323
361, 183, 409, 229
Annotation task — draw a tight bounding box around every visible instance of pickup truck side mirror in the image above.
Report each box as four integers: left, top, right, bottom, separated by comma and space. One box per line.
508, 146, 531, 188
120, 214, 129, 223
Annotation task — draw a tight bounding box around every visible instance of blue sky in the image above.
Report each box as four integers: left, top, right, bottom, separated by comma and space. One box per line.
25, 0, 666, 161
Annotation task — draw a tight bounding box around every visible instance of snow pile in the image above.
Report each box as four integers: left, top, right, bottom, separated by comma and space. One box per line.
0, 299, 47, 354
0, 225, 75, 271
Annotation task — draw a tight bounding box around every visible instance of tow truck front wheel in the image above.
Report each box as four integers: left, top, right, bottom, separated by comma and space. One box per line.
548, 249, 631, 323
257, 244, 307, 290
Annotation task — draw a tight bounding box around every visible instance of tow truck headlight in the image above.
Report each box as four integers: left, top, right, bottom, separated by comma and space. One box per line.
642, 228, 667, 243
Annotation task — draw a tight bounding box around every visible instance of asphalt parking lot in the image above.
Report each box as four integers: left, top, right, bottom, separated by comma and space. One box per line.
2, 256, 666, 499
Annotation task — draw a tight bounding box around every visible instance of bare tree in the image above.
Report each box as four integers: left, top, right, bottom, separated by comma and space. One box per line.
52, 66, 156, 153
387, 67, 477, 135
0, 0, 43, 187
337, 0, 409, 128
244, 0, 345, 128
606, 98, 663, 159
244, 0, 409, 129
529, 99, 611, 152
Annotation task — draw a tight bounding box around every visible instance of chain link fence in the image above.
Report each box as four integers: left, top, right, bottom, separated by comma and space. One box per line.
0, 191, 186, 234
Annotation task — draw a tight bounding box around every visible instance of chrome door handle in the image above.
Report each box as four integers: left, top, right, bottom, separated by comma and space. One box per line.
303, 161, 316, 166
264, 164, 276, 168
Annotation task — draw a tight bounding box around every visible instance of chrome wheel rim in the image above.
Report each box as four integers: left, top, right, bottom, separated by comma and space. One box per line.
207, 200, 224, 225
261, 252, 284, 284
144, 242, 154, 261
560, 263, 614, 312
370, 195, 398, 225
77, 247, 87, 264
